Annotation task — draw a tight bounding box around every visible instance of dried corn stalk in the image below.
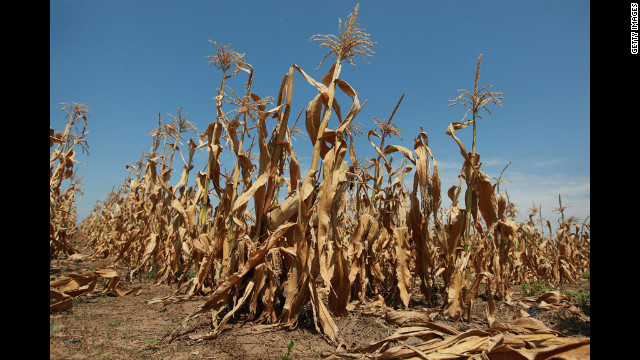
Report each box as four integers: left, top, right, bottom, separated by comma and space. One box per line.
75, 4, 590, 348
50, 103, 90, 260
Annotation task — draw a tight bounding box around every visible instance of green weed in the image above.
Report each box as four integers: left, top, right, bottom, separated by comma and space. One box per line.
518, 279, 552, 296
563, 290, 590, 309
280, 340, 294, 360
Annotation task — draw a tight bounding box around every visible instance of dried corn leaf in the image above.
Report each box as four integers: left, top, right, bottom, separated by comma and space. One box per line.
309, 279, 339, 345
394, 226, 412, 307
50, 268, 138, 312
67, 253, 88, 261
369, 226, 389, 285
536, 290, 567, 304
334, 78, 356, 97
474, 170, 498, 229
329, 246, 351, 315
267, 169, 317, 229
512, 316, 558, 334
50, 271, 97, 297
50, 288, 73, 312
114, 286, 143, 297
305, 94, 326, 150
486, 278, 496, 326
292, 64, 328, 93
376, 329, 492, 360
338, 325, 588, 360
190, 280, 256, 341
316, 136, 348, 286
249, 263, 269, 319
497, 333, 584, 349
446, 204, 466, 258
178, 222, 296, 329
131, 233, 158, 278
383, 144, 416, 165
489, 338, 590, 360
353, 326, 445, 354
446, 270, 465, 320
445, 121, 473, 162
384, 310, 460, 335
113, 228, 141, 263
347, 213, 372, 299
232, 171, 270, 212
489, 318, 560, 336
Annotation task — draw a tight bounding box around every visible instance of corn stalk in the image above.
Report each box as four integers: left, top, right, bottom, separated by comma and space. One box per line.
50, 103, 90, 260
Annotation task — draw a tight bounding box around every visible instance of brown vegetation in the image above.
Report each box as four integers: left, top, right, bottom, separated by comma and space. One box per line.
51, 4, 589, 359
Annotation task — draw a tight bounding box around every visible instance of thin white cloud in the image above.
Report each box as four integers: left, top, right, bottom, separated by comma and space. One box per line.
529, 158, 567, 168
431, 158, 463, 170
479, 157, 511, 168
502, 172, 590, 225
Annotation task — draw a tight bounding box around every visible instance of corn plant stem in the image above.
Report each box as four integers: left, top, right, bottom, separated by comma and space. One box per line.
462, 54, 484, 252
297, 60, 341, 293
222, 65, 257, 277
160, 115, 169, 174
222, 109, 249, 277
200, 73, 228, 229
310, 61, 342, 172
471, 54, 482, 155
466, 57, 481, 231
161, 125, 186, 237
177, 140, 196, 197
558, 194, 566, 225
166, 135, 181, 185
263, 74, 292, 218
371, 135, 387, 211
457, 55, 483, 318
254, 68, 293, 242
369, 93, 403, 213
199, 155, 213, 229
464, 127, 477, 248
462, 118, 478, 312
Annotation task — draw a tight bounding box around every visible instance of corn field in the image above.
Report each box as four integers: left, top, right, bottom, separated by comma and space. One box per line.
50, 103, 90, 260
51, 4, 589, 357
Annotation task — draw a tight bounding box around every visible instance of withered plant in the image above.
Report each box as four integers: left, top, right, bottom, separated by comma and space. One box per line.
73, 5, 590, 352
50, 103, 90, 260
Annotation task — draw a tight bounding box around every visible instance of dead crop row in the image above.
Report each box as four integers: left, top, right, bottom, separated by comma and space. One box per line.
58, 4, 589, 347
50, 103, 90, 260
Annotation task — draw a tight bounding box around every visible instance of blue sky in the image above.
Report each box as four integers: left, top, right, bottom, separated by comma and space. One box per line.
50, 0, 590, 228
